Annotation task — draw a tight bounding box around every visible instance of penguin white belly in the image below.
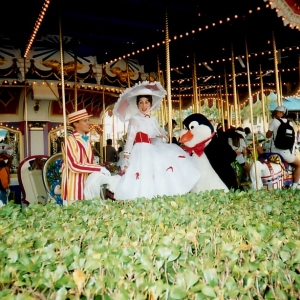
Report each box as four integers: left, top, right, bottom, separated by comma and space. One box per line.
191, 153, 229, 192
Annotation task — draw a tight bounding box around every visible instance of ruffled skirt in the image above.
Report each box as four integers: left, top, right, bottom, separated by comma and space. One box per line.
114, 139, 201, 201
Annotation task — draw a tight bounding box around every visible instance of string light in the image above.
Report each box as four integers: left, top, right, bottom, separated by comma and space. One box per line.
106, 5, 265, 65
24, 0, 51, 58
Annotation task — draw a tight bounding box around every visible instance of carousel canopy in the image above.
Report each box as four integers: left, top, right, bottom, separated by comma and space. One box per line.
1, 0, 300, 105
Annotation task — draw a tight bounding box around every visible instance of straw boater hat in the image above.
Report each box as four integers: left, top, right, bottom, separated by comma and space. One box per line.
68, 109, 93, 124
113, 81, 167, 122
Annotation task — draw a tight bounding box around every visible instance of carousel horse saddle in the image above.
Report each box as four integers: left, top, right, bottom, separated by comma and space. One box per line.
258, 152, 293, 186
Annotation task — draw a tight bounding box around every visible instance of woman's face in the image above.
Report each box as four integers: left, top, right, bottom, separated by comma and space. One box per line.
137, 97, 152, 115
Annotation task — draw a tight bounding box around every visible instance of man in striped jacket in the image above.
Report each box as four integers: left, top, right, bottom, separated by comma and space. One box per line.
61, 109, 109, 203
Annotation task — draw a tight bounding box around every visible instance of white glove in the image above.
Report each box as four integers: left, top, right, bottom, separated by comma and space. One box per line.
121, 157, 129, 171
100, 167, 111, 176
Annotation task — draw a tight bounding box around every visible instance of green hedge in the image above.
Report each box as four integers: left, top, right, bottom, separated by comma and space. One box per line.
1, 189, 300, 299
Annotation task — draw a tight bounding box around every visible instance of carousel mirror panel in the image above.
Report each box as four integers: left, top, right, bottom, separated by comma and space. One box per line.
48, 126, 73, 156
48, 124, 103, 159
0, 126, 22, 175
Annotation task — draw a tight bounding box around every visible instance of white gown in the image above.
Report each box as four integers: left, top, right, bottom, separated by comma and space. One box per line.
113, 113, 201, 201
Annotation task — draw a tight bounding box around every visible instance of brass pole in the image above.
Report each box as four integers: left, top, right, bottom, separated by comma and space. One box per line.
165, 6, 172, 143
74, 54, 77, 110
198, 86, 202, 114
157, 55, 164, 125
230, 105, 233, 126
279, 72, 283, 105
246, 39, 259, 190
272, 32, 281, 106
219, 81, 225, 130
59, 14, 69, 201
159, 58, 167, 125
192, 53, 199, 113
231, 45, 239, 127
101, 64, 106, 164
217, 91, 221, 123
126, 59, 131, 88
179, 91, 182, 130
24, 58, 29, 156
260, 65, 267, 133
224, 69, 230, 129
237, 91, 242, 125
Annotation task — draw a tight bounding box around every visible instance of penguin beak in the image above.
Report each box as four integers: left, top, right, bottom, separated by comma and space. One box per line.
180, 130, 193, 143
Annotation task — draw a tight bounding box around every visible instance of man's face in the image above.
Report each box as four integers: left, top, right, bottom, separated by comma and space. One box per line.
274, 110, 284, 119
74, 118, 90, 134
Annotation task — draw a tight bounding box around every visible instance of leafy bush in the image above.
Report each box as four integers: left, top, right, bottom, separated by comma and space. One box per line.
1, 189, 300, 299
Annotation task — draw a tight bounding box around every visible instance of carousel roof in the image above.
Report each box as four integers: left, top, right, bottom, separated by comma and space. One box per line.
1, 0, 300, 110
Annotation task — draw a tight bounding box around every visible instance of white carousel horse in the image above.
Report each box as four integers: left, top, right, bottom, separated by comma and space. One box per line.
17, 155, 49, 206
248, 152, 293, 191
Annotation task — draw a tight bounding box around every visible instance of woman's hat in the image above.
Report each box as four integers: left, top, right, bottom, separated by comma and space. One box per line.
246, 132, 266, 145
113, 81, 167, 122
68, 109, 93, 124
236, 130, 246, 138
274, 106, 287, 113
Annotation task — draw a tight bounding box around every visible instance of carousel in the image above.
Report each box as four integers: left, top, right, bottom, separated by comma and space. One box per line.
1, 0, 300, 206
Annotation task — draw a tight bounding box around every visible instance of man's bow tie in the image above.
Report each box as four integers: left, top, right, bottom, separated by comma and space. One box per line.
144, 114, 150, 118
82, 135, 89, 142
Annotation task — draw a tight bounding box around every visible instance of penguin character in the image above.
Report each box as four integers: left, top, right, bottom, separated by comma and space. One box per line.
180, 113, 238, 192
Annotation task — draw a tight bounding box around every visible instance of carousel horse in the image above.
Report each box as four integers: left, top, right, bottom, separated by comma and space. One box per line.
18, 155, 49, 205
42, 153, 64, 205
0, 143, 13, 206
84, 113, 230, 200
246, 143, 293, 190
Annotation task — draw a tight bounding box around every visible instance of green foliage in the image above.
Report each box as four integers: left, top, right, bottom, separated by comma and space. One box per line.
240, 98, 271, 121
1, 189, 300, 299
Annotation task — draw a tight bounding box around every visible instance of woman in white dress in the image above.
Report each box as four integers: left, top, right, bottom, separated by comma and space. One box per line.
112, 82, 201, 201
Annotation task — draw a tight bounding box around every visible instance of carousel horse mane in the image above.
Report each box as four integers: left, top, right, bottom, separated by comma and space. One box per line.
30, 157, 47, 170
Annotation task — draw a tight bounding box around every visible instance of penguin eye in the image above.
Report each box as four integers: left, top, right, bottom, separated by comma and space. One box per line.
189, 121, 199, 130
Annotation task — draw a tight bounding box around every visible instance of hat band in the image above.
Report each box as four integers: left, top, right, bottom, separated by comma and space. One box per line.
69, 112, 89, 123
